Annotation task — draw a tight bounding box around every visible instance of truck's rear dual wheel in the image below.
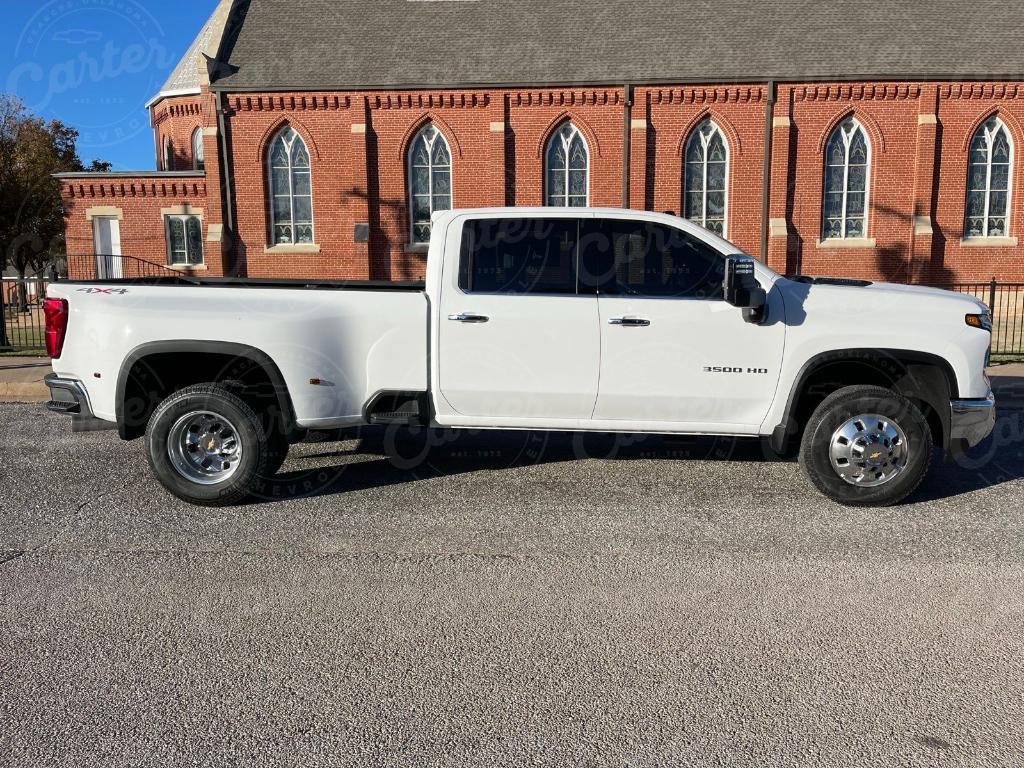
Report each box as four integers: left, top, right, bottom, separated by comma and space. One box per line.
147, 383, 283, 506
799, 385, 932, 506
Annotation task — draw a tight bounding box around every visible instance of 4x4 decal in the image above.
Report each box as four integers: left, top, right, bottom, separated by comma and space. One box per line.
77, 287, 129, 294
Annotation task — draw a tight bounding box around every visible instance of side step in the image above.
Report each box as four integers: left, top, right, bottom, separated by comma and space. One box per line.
363, 391, 429, 426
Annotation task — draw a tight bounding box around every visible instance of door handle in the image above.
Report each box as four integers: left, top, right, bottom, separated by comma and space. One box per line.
608, 316, 651, 327
448, 312, 489, 323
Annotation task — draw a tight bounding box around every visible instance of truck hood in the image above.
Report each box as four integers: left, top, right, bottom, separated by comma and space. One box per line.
779, 276, 986, 312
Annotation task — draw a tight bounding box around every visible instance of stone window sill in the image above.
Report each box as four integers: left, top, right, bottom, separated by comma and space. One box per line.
815, 237, 876, 249
264, 243, 322, 254
959, 236, 1018, 247
404, 242, 430, 254
167, 263, 207, 271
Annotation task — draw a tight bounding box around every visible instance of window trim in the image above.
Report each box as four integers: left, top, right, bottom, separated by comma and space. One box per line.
192, 127, 204, 171
266, 126, 315, 247
162, 136, 172, 171
821, 117, 871, 240
683, 120, 729, 237
163, 213, 204, 266
407, 123, 453, 246
455, 215, 727, 301
963, 115, 1013, 239
544, 122, 590, 207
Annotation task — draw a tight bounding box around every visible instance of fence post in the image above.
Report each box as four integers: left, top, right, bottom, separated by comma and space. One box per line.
988, 277, 997, 309
0, 281, 9, 350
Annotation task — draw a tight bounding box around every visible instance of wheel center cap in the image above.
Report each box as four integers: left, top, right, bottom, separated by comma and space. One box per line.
864, 438, 887, 466
201, 433, 221, 454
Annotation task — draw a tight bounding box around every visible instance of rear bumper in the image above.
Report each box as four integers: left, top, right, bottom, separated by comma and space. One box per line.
45, 374, 114, 432
45, 373, 91, 415
949, 392, 996, 448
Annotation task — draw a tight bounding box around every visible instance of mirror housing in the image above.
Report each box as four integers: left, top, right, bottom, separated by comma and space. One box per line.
723, 255, 767, 325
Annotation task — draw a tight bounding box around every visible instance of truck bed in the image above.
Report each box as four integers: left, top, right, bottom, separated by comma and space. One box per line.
49, 279, 430, 429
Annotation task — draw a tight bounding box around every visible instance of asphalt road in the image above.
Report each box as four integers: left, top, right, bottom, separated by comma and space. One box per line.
2, 390, 1024, 766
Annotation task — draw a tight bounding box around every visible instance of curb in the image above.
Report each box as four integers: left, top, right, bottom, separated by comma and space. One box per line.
0, 383, 49, 403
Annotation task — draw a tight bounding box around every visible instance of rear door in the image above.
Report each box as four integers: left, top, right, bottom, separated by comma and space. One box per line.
583, 217, 785, 430
435, 215, 600, 420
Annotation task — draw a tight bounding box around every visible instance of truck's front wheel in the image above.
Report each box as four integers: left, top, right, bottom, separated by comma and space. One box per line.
147, 384, 270, 506
799, 385, 932, 506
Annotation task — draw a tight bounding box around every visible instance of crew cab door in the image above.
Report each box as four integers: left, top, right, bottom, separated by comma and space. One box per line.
434, 214, 600, 421
583, 217, 785, 430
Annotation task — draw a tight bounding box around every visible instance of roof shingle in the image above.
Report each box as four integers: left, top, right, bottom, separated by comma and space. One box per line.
211, 0, 1024, 90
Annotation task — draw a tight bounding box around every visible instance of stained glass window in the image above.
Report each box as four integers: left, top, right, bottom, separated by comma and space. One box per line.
268, 126, 314, 245
545, 122, 589, 207
683, 120, 728, 235
165, 215, 203, 265
192, 128, 204, 171
965, 116, 1012, 238
408, 123, 452, 245
822, 118, 870, 239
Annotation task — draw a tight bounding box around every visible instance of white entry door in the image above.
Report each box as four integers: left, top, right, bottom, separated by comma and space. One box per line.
91, 216, 123, 279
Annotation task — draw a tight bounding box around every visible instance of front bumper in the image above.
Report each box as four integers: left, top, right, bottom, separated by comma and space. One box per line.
949, 392, 996, 448
45, 374, 114, 432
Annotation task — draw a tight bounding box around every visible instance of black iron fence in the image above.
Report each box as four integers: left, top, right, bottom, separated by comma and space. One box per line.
3, 256, 1024, 357
933, 279, 1024, 358
1, 275, 50, 354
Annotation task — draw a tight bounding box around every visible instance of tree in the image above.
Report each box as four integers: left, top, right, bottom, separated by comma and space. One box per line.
0, 94, 110, 312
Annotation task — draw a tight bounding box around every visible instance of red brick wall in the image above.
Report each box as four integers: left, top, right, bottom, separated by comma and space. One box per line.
60, 175, 224, 278
152, 95, 205, 172
61, 80, 1024, 284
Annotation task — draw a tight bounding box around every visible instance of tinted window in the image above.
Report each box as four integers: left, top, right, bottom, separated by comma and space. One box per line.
459, 218, 579, 294
580, 219, 725, 299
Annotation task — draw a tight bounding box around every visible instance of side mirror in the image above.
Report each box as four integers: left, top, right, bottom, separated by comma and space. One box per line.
723, 255, 767, 325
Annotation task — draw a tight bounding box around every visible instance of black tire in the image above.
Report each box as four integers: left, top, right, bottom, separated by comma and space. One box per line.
798, 385, 932, 507
146, 383, 270, 506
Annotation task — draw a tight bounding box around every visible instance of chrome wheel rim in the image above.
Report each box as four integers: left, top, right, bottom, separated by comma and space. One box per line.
828, 413, 909, 487
167, 410, 243, 485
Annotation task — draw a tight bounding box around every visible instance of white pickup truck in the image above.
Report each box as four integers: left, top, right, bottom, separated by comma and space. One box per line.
44, 208, 995, 507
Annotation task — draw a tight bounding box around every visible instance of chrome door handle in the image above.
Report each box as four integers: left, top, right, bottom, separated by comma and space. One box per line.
448, 312, 489, 323
608, 316, 651, 327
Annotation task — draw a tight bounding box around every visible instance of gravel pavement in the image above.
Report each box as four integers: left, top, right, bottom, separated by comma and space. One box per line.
1, 392, 1023, 766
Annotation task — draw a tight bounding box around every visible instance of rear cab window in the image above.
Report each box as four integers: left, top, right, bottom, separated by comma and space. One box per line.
458, 217, 580, 295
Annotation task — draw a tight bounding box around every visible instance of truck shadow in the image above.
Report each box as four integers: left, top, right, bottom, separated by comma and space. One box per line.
253, 428, 782, 503
253, 399, 1024, 504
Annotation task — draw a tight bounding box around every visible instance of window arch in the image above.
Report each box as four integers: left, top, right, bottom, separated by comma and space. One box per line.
267, 125, 313, 245
822, 117, 870, 239
965, 116, 1013, 238
545, 122, 588, 206
683, 120, 728, 235
408, 123, 452, 245
192, 128, 204, 171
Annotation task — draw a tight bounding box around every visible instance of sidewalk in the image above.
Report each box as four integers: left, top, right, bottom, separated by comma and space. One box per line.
0, 357, 51, 402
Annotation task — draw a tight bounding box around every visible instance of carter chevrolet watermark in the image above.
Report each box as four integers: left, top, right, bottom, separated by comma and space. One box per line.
7, 0, 175, 150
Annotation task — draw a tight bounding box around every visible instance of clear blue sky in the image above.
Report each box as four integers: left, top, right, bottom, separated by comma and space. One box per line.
1, 0, 220, 170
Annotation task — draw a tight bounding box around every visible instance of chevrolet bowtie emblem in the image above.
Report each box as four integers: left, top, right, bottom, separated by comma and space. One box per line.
869, 451, 882, 459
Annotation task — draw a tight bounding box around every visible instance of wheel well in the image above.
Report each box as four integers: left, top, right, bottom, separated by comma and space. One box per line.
118, 349, 294, 440
782, 354, 952, 450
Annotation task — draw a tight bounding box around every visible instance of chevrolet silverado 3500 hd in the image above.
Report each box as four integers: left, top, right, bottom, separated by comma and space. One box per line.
44, 208, 995, 506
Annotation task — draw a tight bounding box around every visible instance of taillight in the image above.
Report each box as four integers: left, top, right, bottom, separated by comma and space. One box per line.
43, 298, 69, 358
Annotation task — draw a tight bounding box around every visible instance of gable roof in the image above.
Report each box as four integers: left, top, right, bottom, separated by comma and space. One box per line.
208, 0, 1024, 92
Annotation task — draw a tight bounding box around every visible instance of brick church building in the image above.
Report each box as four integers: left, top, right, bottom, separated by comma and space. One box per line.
58, 0, 1024, 284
